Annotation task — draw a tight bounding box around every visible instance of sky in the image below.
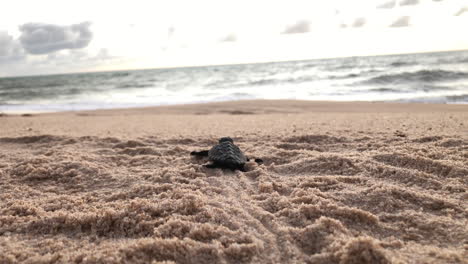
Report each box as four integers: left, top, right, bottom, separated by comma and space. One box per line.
1, 0, 467, 77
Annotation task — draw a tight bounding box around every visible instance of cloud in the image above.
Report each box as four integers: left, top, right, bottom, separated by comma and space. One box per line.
352, 18, 366, 28
19, 22, 93, 55
168, 26, 175, 38
390, 16, 411, 27
399, 0, 419, 6
41, 48, 115, 67
377, 0, 396, 9
220, 33, 237, 42
0, 32, 25, 63
282, 20, 311, 34
454, 7, 468, 16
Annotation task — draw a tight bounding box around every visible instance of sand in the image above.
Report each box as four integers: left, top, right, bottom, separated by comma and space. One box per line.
0, 100, 467, 264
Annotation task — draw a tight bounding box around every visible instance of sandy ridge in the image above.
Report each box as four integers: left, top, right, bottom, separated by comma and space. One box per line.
0, 127, 466, 263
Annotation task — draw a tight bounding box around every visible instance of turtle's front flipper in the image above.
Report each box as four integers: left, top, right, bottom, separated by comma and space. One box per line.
246, 156, 263, 165
191, 150, 209, 157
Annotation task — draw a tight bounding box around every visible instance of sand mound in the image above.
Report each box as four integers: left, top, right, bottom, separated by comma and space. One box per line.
0, 130, 467, 263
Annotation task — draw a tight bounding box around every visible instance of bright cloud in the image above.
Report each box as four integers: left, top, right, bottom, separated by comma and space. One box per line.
377, 1, 397, 9
220, 34, 237, 42
399, 0, 419, 6
282, 20, 311, 34
455, 7, 468, 16
0, 32, 24, 63
352, 18, 367, 28
390, 16, 411, 27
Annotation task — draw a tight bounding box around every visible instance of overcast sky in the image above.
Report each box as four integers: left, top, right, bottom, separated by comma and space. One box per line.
1, 0, 467, 77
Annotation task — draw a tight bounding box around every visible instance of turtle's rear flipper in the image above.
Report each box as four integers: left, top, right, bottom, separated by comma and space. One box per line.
204, 163, 246, 172
229, 164, 246, 172
191, 150, 209, 157
204, 163, 219, 169
238, 165, 247, 172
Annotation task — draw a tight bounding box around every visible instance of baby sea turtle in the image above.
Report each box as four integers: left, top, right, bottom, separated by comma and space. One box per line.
190, 137, 263, 171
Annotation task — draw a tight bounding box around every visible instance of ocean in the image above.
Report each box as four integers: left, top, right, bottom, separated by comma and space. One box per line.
1, 50, 467, 113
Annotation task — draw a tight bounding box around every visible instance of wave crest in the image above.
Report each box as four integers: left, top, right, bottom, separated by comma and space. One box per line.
363, 70, 468, 85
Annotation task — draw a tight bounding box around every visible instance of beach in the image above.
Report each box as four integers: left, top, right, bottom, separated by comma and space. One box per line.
0, 100, 467, 263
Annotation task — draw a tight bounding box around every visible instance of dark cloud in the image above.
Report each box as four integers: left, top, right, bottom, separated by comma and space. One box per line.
390, 16, 411, 27
454, 7, 468, 16
19, 22, 93, 55
400, 0, 419, 6
377, 0, 396, 9
352, 18, 366, 28
220, 33, 237, 42
282, 20, 311, 34
0, 32, 25, 63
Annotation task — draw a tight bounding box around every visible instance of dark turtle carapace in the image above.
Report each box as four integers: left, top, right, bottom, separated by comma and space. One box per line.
190, 137, 263, 171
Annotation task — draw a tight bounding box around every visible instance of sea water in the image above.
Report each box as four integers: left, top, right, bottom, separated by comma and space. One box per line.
0, 50, 467, 113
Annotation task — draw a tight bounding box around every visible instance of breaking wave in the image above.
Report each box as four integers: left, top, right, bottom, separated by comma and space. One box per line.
363, 70, 468, 85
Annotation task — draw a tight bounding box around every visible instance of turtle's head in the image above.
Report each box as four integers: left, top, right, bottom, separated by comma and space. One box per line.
219, 137, 234, 143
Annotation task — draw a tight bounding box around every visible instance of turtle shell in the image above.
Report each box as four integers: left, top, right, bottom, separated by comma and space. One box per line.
208, 141, 247, 167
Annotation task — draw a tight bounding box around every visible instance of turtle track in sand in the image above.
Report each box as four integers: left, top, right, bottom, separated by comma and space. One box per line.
0, 133, 466, 263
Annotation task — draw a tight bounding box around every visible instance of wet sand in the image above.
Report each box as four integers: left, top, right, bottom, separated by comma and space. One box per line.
0, 100, 467, 263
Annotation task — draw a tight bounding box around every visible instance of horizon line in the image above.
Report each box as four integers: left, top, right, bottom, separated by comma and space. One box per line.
1, 48, 467, 79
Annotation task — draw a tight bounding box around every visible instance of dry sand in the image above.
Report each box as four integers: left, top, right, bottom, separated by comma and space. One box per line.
0, 100, 467, 264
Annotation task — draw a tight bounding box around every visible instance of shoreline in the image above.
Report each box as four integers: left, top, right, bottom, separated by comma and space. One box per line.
1, 99, 468, 116
0, 99, 468, 115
